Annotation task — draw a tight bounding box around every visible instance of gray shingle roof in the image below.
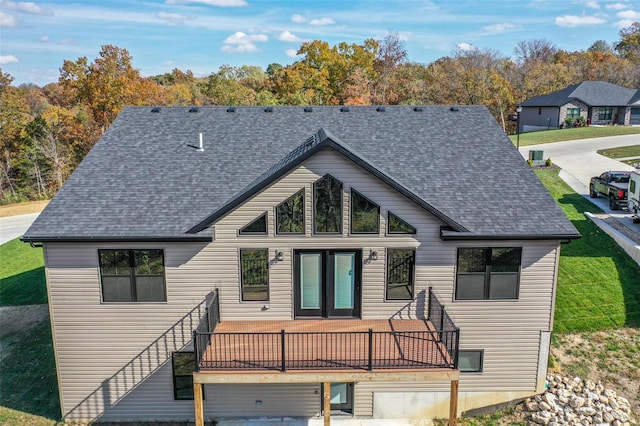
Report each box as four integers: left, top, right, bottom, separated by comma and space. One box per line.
23, 105, 579, 241
521, 81, 640, 107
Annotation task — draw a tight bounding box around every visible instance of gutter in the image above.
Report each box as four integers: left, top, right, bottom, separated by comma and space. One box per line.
20, 235, 213, 243
439, 228, 581, 241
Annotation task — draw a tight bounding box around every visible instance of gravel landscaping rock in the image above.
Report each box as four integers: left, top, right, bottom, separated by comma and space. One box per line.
526, 374, 635, 426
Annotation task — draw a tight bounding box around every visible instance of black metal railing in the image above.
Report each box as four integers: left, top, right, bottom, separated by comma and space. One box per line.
193, 289, 220, 372
427, 287, 460, 369
195, 328, 459, 371
193, 287, 460, 372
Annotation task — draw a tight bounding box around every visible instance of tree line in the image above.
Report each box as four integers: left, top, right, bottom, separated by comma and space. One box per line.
1, 24, 639, 204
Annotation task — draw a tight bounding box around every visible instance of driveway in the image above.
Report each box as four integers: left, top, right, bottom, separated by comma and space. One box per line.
0, 213, 40, 245
519, 134, 638, 228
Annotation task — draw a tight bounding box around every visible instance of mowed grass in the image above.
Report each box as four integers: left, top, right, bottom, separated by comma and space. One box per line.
535, 169, 640, 332
0, 322, 60, 422
509, 126, 640, 146
0, 238, 47, 306
596, 144, 640, 159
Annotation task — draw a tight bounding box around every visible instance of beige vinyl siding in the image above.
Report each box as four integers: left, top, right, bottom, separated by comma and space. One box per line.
46, 146, 561, 420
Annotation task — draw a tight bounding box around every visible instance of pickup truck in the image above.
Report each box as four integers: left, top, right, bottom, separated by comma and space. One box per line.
589, 171, 630, 210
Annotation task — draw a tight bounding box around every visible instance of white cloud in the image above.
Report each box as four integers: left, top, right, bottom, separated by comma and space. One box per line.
583, 0, 600, 9
482, 23, 517, 33
165, 0, 247, 6
0, 54, 19, 64
555, 15, 606, 27
456, 42, 474, 52
291, 13, 306, 23
0, 1, 54, 16
615, 18, 636, 27
0, 11, 17, 27
39, 35, 49, 42
606, 2, 630, 9
617, 9, 640, 19
278, 30, 301, 42
309, 17, 335, 26
157, 11, 195, 25
222, 31, 268, 53
286, 48, 299, 58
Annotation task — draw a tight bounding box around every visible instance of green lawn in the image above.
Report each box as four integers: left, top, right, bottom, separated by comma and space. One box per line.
596, 144, 640, 159
0, 238, 47, 306
535, 169, 640, 332
0, 322, 60, 422
509, 126, 640, 146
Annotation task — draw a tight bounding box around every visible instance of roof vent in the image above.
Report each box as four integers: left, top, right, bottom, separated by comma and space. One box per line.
413, 106, 424, 112
189, 107, 199, 113
376, 106, 386, 112
304, 107, 313, 113
450, 106, 460, 112
227, 107, 236, 113
151, 107, 161, 113
304, 135, 315, 147
264, 106, 273, 113
340, 106, 349, 112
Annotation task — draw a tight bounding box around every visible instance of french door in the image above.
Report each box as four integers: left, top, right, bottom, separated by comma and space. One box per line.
294, 250, 362, 318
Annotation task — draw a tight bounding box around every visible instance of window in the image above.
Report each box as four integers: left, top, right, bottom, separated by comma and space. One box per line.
99, 249, 166, 302
172, 352, 196, 400
314, 174, 343, 234
388, 212, 416, 234
350, 190, 379, 234
455, 247, 521, 300
239, 213, 267, 235
566, 108, 580, 118
600, 107, 613, 120
386, 248, 415, 300
240, 249, 269, 301
458, 350, 483, 372
276, 189, 304, 234
630, 178, 636, 194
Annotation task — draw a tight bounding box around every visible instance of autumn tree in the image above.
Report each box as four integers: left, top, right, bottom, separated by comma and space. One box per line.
615, 22, 640, 63
373, 32, 407, 104
60, 45, 161, 132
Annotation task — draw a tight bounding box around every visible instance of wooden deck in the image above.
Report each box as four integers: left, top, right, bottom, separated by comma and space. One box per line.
198, 319, 455, 372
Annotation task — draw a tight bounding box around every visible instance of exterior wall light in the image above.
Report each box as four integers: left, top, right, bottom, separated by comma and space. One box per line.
276, 251, 284, 261
369, 250, 378, 261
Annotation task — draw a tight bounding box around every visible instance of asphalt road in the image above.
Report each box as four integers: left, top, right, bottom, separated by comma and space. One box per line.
519, 134, 639, 229
0, 213, 40, 245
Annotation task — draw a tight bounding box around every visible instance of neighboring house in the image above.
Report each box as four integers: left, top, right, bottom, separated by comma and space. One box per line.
23, 105, 580, 425
518, 81, 640, 132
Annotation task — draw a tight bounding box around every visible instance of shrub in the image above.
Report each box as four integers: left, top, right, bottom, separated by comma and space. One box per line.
546, 158, 553, 167
527, 159, 534, 167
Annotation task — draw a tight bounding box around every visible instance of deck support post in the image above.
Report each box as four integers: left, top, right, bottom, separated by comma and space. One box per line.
194, 382, 204, 426
448, 379, 459, 426
323, 382, 331, 426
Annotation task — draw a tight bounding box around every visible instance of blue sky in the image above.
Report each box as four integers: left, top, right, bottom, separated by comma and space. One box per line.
1, 0, 639, 86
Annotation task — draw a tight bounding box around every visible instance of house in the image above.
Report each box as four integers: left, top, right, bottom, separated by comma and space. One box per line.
518, 81, 640, 132
22, 105, 580, 425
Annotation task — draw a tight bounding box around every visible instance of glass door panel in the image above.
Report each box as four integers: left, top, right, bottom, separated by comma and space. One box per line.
300, 253, 321, 310
333, 253, 354, 309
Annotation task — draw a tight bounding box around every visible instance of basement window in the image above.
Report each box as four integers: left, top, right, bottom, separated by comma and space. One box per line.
172, 352, 197, 400
459, 350, 483, 373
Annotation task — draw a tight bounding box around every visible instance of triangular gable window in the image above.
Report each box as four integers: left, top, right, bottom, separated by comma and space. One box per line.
388, 212, 416, 234
276, 189, 304, 234
239, 213, 267, 235
351, 190, 379, 234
